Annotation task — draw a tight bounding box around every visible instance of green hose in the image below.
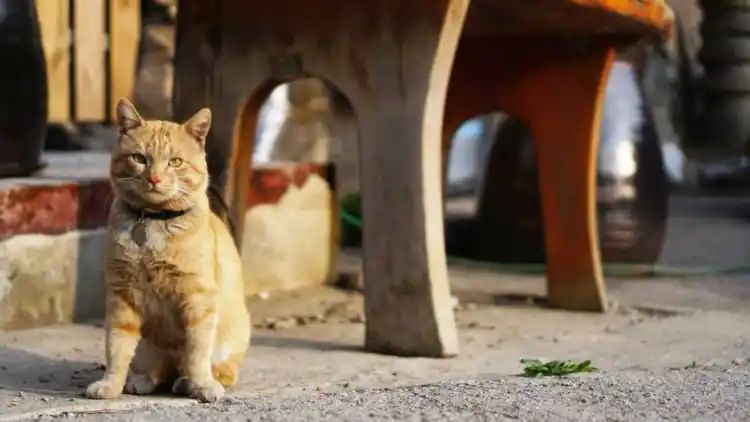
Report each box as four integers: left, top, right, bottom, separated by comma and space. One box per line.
339, 208, 750, 278
340, 209, 363, 229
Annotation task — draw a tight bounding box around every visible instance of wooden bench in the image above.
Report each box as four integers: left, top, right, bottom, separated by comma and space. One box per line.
173, 0, 671, 358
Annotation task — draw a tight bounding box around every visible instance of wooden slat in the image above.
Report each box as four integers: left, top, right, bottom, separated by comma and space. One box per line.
108, 0, 141, 122
35, 0, 71, 123
74, 0, 107, 121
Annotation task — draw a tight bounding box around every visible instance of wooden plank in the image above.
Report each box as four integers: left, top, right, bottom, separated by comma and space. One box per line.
108, 0, 141, 122
35, 0, 71, 123
74, 0, 107, 121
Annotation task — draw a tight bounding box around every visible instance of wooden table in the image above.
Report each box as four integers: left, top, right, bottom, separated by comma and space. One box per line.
173, 0, 671, 358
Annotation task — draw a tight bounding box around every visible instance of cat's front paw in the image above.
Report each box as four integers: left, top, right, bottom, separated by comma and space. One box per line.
125, 373, 159, 395
172, 376, 224, 403
86, 378, 122, 399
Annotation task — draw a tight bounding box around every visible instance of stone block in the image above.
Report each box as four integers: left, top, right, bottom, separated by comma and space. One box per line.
0, 229, 107, 330
241, 163, 336, 295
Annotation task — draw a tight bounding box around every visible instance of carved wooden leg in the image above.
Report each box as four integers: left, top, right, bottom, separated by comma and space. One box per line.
344, 0, 467, 357
520, 48, 614, 312
447, 38, 612, 311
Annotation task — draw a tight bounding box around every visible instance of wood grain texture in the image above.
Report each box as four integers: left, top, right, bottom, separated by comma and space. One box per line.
108, 0, 141, 122
354, 0, 467, 357
74, 0, 106, 121
35, 0, 70, 123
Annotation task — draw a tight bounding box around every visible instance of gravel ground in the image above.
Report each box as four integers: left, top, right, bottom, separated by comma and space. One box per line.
39, 366, 750, 422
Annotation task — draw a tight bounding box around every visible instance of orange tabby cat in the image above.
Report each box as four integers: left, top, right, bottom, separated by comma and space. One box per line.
86, 99, 250, 403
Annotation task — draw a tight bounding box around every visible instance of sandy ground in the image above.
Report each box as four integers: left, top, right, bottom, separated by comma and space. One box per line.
31, 369, 750, 421
1, 268, 748, 421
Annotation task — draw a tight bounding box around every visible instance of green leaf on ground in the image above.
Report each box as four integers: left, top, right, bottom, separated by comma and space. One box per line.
520, 358, 598, 377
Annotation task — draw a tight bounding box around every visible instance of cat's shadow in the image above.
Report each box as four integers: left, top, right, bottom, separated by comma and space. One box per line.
251, 335, 361, 352
0, 338, 360, 399
0, 346, 101, 397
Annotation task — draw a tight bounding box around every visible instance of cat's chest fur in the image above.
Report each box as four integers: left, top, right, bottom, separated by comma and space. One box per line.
115, 218, 171, 255
109, 217, 202, 294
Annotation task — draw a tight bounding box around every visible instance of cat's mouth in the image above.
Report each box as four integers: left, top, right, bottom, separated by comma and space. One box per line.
115, 178, 189, 208
142, 187, 175, 200
134, 182, 178, 203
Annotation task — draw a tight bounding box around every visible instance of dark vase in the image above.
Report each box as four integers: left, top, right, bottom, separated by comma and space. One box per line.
472, 59, 670, 264
0, 0, 48, 177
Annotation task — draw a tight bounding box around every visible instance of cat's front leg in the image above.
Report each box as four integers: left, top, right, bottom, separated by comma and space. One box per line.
87, 294, 142, 399
172, 298, 223, 403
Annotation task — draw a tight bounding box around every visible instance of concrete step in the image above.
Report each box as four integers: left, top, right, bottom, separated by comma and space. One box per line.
0, 152, 110, 330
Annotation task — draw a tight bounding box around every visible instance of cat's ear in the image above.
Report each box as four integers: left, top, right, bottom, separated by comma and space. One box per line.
184, 108, 212, 145
116, 98, 144, 131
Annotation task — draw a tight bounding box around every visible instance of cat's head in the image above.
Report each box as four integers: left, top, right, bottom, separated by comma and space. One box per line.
110, 99, 211, 211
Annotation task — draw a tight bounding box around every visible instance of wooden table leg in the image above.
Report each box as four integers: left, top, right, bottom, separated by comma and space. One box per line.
521, 49, 613, 312
446, 38, 613, 311
349, 0, 467, 357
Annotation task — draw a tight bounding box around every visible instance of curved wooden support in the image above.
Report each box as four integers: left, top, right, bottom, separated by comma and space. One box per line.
350, 0, 467, 357
174, 0, 465, 357
446, 37, 614, 311
521, 48, 612, 312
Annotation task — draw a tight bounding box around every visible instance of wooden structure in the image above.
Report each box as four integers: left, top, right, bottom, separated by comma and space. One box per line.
35, 0, 140, 123
173, 0, 671, 357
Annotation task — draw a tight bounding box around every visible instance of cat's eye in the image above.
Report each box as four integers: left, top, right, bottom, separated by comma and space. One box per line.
130, 153, 147, 165
169, 157, 183, 167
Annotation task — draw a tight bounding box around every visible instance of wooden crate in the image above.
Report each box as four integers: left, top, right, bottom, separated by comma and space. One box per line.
35, 0, 141, 123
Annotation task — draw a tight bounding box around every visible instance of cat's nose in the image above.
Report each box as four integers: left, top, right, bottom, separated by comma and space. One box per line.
148, 174, 162, 185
